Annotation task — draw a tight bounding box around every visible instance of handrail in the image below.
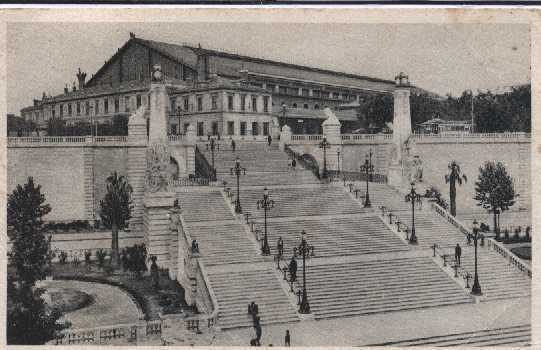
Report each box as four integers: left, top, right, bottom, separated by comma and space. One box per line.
430, 202, 470, 237
192, 259, 220, 329
487, 238, 532, 278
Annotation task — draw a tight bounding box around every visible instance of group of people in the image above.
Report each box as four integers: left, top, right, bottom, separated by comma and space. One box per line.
247, 301, 291, 347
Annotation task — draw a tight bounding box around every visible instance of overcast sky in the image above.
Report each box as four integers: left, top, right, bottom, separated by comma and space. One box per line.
7, 22, 530, 115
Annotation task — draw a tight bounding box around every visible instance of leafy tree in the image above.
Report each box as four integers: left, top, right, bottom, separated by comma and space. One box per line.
99, 172, 133, 267
444, 161, 467, 216
474, 161, 516, 236
358, 94, 393, 131
7, 178, 69, 344
7, 177, 51, 287
46, 117, 65, 136
7, 275, 69, 345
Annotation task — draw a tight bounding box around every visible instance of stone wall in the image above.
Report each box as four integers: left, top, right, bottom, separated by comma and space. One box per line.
8, 147, 87, 221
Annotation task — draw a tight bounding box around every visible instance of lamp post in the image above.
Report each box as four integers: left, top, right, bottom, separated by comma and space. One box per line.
230, 157, 246, 213
206, 137, 217, 181
337, 149, 341, 176
318, 136, 331, 179
405, 182, 422, 244
359, 150, 374, 208
257, 187, 274, 255
465, 89, 475, 133
471, 219, 483, 296
297, 230, 313, 314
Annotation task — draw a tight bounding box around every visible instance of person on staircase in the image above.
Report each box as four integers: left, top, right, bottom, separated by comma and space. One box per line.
267, 134, 272, 147
231, 138, 236, 152
291, 158, 297, 173
455, 243, 462, 267
284, 330, 291, 347
277, 237, 284, 257
289, 256, 297, 282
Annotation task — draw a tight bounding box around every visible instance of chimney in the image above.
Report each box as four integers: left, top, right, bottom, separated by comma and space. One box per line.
64, 84, 69, 94
76, 68, 87, 90
72, 82, 77, 92
195, 44, 208, 82
42, 92, 47, 100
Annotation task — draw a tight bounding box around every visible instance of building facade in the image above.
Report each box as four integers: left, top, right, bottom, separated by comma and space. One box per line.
21, 33, 400, 136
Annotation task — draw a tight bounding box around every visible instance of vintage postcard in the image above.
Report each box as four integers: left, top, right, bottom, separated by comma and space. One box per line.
2, 7, 538, 347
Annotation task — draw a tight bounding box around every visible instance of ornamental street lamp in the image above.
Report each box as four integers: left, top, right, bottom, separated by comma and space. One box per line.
318, 136, 331, 179
471, 219, 483, 296
257, 187, 275, 255
206, 137, 218, 181
405, 182, 422, 244
230, 157, 246, 213
296, 230, 314, 314
359, 150, 374, 208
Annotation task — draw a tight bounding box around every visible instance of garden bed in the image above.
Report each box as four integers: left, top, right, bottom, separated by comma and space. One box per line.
510, 246, 531, 261
50, 263, 193, 320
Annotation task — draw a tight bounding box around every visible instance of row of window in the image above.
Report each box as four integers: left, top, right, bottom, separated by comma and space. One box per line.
171, 94, 270, 114
263, 83, 356, 101
49, 94, 145, 119
170, 121, 271, 137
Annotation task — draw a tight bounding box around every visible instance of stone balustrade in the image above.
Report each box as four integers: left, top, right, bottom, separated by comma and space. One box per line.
487, 238, 532, 278
8, 135, 129, 147
430, 202, 471, 237
286, 132, 530, 145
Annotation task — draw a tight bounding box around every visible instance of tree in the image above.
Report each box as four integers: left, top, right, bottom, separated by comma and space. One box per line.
444, 161, 467, 217
7, 275, 69, 345
7, 177, 52, 287
46, 117, 65, 136
99, 172, 133, 267
7, 177, 69, 344
474, 161, 516, 236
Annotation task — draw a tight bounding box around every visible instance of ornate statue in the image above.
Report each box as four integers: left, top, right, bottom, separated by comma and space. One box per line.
390, 143, 399, 165
410, 155, 424, 183
146, 143, 171, 192
152, 64, 163, 83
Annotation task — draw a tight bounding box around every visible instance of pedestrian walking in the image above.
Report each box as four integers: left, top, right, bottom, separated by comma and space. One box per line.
277, 237, 284, 257
285, 330, 291, 346
291, 158, 296, 171
454, 243, 462, 266
267, 134, 272, 146
467, 233, 472, 245
289, 256, 297, 282
231, 138, 236, 152
255, 323, 262, 346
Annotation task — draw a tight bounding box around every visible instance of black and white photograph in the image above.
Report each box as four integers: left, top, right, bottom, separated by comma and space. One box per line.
4, 10, 535, 346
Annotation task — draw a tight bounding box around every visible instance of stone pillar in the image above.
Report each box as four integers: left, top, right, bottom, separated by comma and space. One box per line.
128, 106, 148, 231
83, 147, 95, 225
279, 124, 292, 151
517, 141, 530, 210
388, 72, 412, 191
143, 191, 175, 270
322, 108, 342, 172
149, 83, 169, 143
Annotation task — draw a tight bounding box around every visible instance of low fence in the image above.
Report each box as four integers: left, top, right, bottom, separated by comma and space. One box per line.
53, 322, 138, 345
169, 177, 210, 187
487, 238, 532, 278
328, 170, 388, 184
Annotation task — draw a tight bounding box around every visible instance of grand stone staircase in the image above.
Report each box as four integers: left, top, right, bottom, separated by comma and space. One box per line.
242, 186, 365, 218
254, 215, 410, 259
206, 267, 299, 330
300, 256, 473, 320
369, 324, 531, 347
179, 141, 531, 340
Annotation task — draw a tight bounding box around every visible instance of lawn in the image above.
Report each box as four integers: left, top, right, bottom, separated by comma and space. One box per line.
50, 262, 195, 320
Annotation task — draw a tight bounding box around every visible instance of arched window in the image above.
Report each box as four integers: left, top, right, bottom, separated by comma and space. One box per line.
292, 103, 297, 108
304, 104, 309, 109
314, 104, 319, 110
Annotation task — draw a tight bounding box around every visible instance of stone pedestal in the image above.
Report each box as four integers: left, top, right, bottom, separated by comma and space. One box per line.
143, 191, 175, 271
322, 108, 342, 172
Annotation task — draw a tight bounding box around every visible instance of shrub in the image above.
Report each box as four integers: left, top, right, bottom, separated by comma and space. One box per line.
59, 251, 68, 265
84, 251, 92, 266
